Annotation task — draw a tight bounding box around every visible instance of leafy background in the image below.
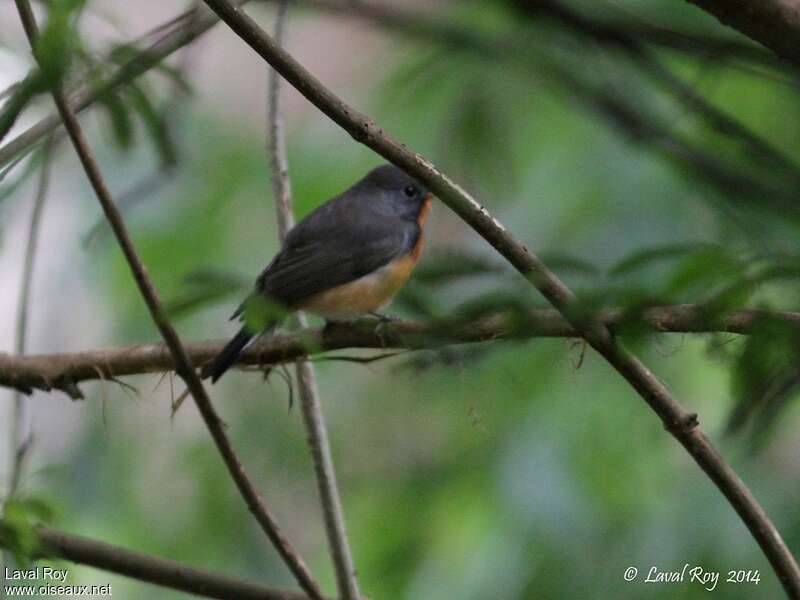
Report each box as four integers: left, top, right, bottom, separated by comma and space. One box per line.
2, 0, 800, 598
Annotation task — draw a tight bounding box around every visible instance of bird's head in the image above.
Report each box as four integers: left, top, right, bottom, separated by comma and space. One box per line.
356, 164, 432, 223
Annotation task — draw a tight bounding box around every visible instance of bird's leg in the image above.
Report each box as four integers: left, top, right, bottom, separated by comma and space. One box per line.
323, 318, 343, 335
369, 312, 400, 348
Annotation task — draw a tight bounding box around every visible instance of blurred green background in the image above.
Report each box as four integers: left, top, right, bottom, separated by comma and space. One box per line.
3, 0, 800, 598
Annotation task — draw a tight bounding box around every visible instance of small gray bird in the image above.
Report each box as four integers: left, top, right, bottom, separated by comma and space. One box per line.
201, 164, 432, 382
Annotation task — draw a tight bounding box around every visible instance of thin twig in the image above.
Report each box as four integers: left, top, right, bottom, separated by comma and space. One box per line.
1, 135, 54, 587
0, 520, 323, 600
11, 2, 323, 598
3, 304, 800, 396
200, 2, 800, 595
266, 2, 359, 598
6, 135, 54, 494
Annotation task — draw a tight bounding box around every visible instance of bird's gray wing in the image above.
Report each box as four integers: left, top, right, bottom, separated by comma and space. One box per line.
256, 217, 414, 306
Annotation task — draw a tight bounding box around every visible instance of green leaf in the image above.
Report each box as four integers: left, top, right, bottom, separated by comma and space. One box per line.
609, 242, 723, 277
727, 317, 800, 436
450, 290, 533, 327
107, 44, 192, 94
165, 269, 249, 319
17, 497, 58, 525
33, 0, 87, 88
0, 79, 39, 143
446, 78, 516, 187
126, 82, 178, 167
413, 251, 501, 285
1, 496, 58, 566
98, 89, 134, 150
539, 251, 600, 277
663, 247, 743, 298
393, 280, 440, 319
1, 510, 38, 566
241, 295, 290, 332
0, 147, 43, 206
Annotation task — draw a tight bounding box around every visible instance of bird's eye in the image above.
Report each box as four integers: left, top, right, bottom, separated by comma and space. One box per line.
403, 185, 417, 198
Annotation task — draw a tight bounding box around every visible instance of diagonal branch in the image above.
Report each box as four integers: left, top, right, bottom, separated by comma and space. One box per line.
197, 1, 800, 595
297, 0, 796, 214
266, 3, 360, 598
306, 0, 800, 179
1, 0, 791, 214
2, 304, 800, 398
11, 2, 322, 598
0, 520, 322, 600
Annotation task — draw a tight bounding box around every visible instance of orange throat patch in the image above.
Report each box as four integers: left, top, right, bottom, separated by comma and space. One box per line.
410, 194, 432, 262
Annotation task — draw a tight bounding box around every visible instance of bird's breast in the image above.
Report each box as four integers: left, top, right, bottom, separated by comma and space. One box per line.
296, 253, 420, 320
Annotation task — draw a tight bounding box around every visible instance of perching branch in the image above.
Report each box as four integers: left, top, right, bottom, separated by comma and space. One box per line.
266, 3, 360, 599
11, 2, 323, 598
2, 304, 798, 398
197, 1, 800, 595
0, 521, 321, 600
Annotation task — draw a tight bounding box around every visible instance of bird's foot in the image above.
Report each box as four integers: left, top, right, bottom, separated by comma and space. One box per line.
323, 319, 344, 335
369, 312, 400, 347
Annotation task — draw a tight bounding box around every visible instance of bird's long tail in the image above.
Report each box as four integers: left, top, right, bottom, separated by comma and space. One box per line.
201, 326, 255, 383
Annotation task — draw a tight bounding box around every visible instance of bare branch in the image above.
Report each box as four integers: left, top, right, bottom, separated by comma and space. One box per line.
2, 304, 798, 397
196, 2, 800, 594
266, 3, 360, 597
267, 1, 295, 243
0, 520, 322, 600
11, 2, 323, 597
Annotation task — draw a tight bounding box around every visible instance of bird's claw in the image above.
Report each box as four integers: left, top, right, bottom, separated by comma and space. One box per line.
370, 312, 399, 347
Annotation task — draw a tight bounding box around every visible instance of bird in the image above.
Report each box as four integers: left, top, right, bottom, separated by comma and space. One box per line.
200, 164, 432, 383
